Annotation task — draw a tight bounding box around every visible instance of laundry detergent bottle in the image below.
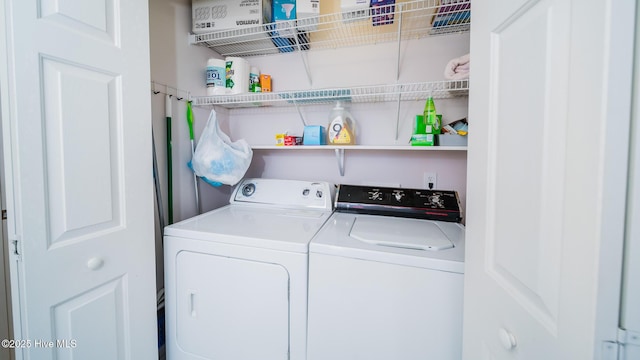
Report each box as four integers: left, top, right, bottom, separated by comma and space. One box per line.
327, 101, 356, 145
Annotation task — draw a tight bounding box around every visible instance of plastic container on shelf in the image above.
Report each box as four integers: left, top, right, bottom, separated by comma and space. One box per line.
249, 66, 261, 92
327, 101, 356, 145
423, 95, 440, 133
206, 58, 226, 95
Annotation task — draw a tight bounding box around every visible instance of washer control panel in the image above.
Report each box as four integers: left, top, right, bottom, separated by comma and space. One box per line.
230, 178, 334, 211
335, 184, 462, 223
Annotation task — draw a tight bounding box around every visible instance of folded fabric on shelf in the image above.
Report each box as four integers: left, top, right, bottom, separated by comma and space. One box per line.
444, 53, 470, 80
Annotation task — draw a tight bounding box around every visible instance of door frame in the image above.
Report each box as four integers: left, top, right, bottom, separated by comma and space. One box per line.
0, 96, 14, 359
0, 0, 21, 352
594, 0, 637, 356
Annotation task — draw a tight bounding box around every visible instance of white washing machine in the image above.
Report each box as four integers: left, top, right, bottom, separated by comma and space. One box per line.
164, 178, 334, 360
306, 184, 465, 360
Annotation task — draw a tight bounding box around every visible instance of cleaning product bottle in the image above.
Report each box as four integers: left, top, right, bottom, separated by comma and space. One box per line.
418, 94, 438, 146
423, 94, 440, 135
249, 66, 261, 92
327, 101, 356, 145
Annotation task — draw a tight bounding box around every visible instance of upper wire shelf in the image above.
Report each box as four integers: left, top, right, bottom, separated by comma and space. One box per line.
189, 0, 471, 57
191, 80, 468, 108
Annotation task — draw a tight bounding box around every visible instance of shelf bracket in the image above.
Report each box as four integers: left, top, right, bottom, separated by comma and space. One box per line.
395, 86, 402, 140
292, 100, 307, 126
393, 3, 405, 140
293, 34, 313, 86
335, 148, 345, 176
395, 3, 404, 81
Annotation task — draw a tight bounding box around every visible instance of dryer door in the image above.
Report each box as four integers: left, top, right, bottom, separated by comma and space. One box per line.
175, 251, 290, 360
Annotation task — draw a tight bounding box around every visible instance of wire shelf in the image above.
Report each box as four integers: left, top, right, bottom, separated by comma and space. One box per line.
190, 0, 471, 57
191, 80, 469, 108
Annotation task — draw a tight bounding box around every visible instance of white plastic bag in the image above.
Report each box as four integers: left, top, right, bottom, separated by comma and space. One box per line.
191, 109, 253, 187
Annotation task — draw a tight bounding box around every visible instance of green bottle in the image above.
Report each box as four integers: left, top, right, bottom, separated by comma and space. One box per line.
423, 95, 440, 134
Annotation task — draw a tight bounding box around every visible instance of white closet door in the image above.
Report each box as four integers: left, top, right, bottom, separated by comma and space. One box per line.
0, 0, 157, 359
463, 0, 633, 359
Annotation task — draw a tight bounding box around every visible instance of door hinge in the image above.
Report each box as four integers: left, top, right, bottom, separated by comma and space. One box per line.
602, 329, 640, 359
2, 209, 6, 220
619, 328, 640, 346
10, 235, 22, 261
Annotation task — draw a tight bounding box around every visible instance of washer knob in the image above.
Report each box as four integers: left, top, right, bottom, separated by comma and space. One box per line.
242, 183, 256, 197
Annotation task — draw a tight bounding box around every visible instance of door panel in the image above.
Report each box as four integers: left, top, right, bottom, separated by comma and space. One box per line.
0, 0, 157, 359
486, 0, 569, 333
42, 57, 122, 246
39, 0, 117, 44
463, 0, 630, 358
52, 277, 126, 360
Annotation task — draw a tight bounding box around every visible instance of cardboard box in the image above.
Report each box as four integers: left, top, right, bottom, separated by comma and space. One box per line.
192, 0, 272, 34
270, 0, 297, 37
341, 0, 370, 22
260, 74, 272, 92
284, 135, 303, 146
297, 0, 320, 31
370, 0, 395, 26
303, 125, 326, 145
437, 134, 468, 146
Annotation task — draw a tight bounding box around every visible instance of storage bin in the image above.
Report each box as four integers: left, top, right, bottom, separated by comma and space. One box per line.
438, 134, 468, 146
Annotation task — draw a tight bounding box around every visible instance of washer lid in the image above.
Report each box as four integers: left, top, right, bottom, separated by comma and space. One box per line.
350, 217, 454, 251
310, 212, 464, 272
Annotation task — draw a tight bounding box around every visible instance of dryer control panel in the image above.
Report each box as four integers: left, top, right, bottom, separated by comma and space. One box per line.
230, 178, 334, 211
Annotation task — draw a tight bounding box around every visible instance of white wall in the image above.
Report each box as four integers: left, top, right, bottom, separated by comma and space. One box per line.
149, 0, 231, 291
226, 34, 470, 209
148, 0, 471, 287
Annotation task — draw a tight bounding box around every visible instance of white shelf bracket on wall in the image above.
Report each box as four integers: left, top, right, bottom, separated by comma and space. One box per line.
395, 2, 404, 81
395, 86, 403, 140
335, 148, 345, 176
293, 35, 313, 86
292, 100, 308, 126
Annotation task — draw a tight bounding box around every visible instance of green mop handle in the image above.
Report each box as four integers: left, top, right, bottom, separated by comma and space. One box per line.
186, 101, 201, 213
187, 101, 195, 141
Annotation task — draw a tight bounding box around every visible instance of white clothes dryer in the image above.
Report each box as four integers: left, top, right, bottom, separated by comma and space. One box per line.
306, 184, 465, 360
164, 178, 334, 360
